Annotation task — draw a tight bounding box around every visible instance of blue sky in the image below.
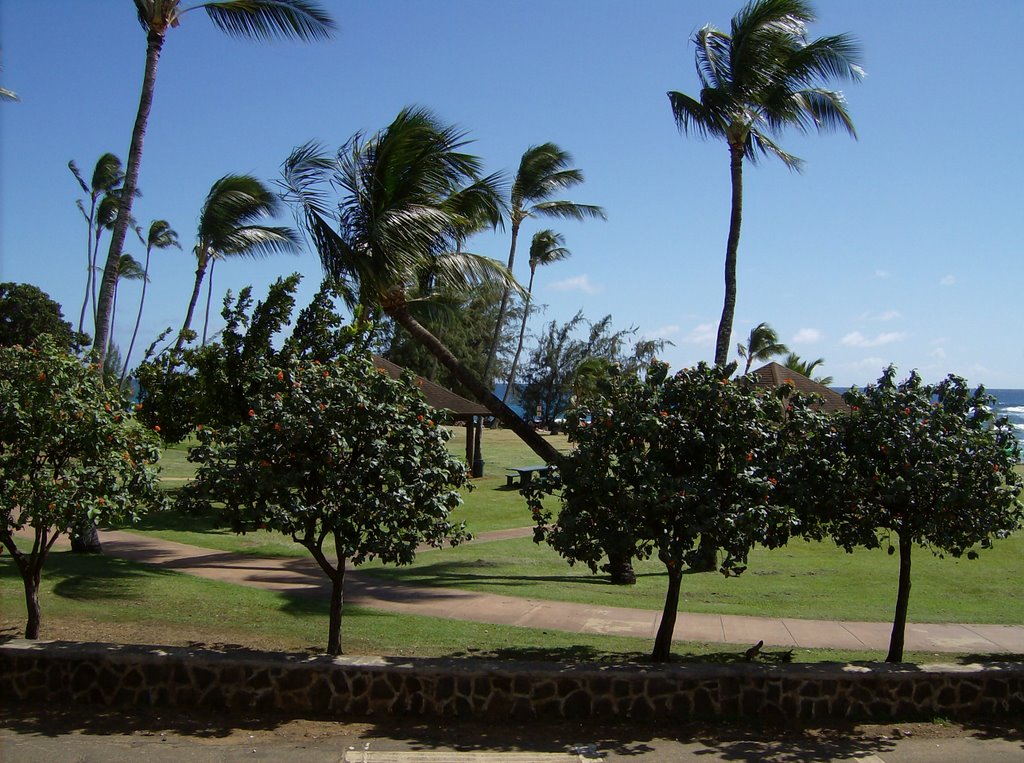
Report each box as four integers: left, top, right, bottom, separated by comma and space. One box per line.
2, 1, 1023, 387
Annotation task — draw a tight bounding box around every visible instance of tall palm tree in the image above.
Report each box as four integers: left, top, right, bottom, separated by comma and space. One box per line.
106, 254, 148, 359
69, 154, 125, 338
174, 174, 299, 354
737, 321, 789, 374
481, 143, 605, 389
121, 220, 180, 386
503, 229, 571, 405
91, 0, 335, 370
668, 0, 862, 367
784, 352, 833, 385
281, 107, 560, 463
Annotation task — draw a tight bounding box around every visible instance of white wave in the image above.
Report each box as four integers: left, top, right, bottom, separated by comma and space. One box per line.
1001, 405, 1024, 414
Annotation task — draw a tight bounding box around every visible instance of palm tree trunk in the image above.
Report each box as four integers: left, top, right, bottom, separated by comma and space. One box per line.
93, 29, 164, 372
482, 223, 521, 390
502, 266, 536, 404
714, 144, 744, 367
651, 564, 683, 662
390, 302, 561, 464
77, 203, 97, 338
106, 281, 119, 360
202, 259, 216, 345
121, 246, 152, 388
886, 533, 913, 663
174, 257, 208, 355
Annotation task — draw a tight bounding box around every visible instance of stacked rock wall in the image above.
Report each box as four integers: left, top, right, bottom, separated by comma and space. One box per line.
2, 640, 1021, 721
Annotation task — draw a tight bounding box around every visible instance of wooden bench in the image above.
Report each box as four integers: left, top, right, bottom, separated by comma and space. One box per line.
505, 465, 552, 488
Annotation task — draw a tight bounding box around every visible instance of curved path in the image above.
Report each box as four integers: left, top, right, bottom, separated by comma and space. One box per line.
97, 529, 1024, 655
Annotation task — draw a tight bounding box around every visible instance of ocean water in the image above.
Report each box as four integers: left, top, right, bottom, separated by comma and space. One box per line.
989, 390, 1024, 435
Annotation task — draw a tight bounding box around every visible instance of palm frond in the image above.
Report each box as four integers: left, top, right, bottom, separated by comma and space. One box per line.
529, 200, 605, 223
199, 0, 335, 42
529, 229, 571, 268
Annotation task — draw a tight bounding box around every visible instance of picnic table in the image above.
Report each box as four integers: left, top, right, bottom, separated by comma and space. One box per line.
505, 465, 553, 488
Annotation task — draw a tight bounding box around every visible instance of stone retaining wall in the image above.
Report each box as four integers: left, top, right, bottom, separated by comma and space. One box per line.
2, 640, 1022, 722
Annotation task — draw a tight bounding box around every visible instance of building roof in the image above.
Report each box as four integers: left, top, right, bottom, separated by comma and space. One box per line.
372, 355, 490, 417
750, 362, 850, 414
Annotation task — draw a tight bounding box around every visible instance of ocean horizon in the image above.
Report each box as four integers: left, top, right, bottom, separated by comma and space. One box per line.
833, 388, 1024, 437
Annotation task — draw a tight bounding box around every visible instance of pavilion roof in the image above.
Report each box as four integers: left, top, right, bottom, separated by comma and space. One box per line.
372, 355, 490, 417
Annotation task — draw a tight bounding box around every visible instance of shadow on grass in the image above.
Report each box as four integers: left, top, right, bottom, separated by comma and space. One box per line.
358, 559, 663, 589
111, 506, 224, 534
2, 550, 180, 603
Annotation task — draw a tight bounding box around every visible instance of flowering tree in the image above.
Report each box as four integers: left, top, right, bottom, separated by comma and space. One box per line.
525, 361, 809, 662
179, 352, 470, 655
806, 367, 1023, 662
0, 337, 161, 638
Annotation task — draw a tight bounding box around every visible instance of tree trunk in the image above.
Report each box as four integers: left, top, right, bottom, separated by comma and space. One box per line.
605, 552, 637, 585
70, 521, 103, 554
651, 564, 683, 662
202, 259, 216, 345
713, 143, 744, 367
121, 245, 152, 388
691, 534, 718, 573
93, 29, 164, 371
482, 223, 521, 390
173, 256, 208, 355
326, 557, 346, 656
886, 533, 913, 663
502, 265, 535, 404
78, 202, 97, 338
23, 562, 42, 640
390, 303, 561, 464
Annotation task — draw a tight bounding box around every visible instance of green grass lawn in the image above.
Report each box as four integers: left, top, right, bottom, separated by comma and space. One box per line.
0, 550, 961, 665
120, 430, 1024, 628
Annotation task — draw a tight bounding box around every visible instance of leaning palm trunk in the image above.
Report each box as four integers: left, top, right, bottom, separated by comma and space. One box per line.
482, 224, 521, 390
121, 259, 151, 388
174, 257, 208, 355
390, 303, 560, 464
94, 30, 164, 370
502, 266, 535, 404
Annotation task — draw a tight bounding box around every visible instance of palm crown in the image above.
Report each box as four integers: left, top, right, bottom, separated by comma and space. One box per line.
668, 0, 863, 170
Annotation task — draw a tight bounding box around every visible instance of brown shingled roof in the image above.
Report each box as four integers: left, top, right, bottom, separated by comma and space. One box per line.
372, 355, 490, 417
750, 362, 850, 414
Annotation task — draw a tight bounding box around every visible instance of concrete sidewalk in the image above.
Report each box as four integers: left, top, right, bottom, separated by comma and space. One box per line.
98, 529, 1024, 655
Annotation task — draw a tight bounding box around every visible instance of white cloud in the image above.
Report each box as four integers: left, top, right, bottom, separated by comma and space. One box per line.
549, 274, 600, 294
930, 347, 947, 359
790, 328, 823, 345
877, 310, 901, 322
682, 322, 717, 345
939, 274, 956, 286
874, 269, 890, 279
845, 356, 886, 371
647, 324, 680, 340
841, 331, 907, 348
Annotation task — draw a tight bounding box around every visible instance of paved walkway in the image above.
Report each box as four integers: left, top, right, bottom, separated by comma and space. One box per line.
97, 529, 1024, 655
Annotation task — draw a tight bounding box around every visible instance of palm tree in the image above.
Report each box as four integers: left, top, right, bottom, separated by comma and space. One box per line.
69, 154, 125, 338
174, 175, 299, 354
481, 144, 605, 389
668, 0, 862, 367
121, 220, 180, 387
91, 0, 335, 370
784, 352, 833, 385
503, 229, 571, 405
106, 254, 148, 358
281, 106, 560, 463
737, 321, 789, 374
